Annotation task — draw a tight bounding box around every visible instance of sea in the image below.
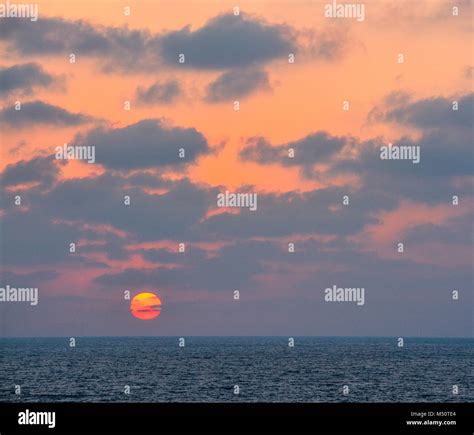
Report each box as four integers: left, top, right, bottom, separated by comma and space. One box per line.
0, 337, 472, 402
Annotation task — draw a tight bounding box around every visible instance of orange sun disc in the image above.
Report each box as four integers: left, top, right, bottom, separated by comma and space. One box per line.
130, 292, 162, 320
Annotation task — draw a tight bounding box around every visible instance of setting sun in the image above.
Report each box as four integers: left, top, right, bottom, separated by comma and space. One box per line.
130, 293, 162, 320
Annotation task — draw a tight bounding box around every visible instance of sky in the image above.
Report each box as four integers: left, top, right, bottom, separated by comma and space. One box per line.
0, 0, 472, 337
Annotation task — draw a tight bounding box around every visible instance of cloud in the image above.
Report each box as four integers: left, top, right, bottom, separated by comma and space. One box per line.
0, 211, 90, 266
1, 155, 61, 188
330, 132, 473, 204
0, 17, 162, 73
370, 92, 473, 129
95, 240, 277, 291
75, 119, 211, 170
0, 100, 94, 128
240, 131, 347, 176
0, 63, 56, 96
159, 13, 295, 70
0, 14, 346, 75
1, 155, 470, 337
29, 173, 219, 242
136, 80, 181, 104
205, 68, 271, 102
80, 236, 133, 261
201, 187, 384, 239
240, 92, 473, 204
403, 212, 474, 245
0, 169, 136, 266
344, 91, 474, 185
334, 130, 472, 179
0, 17, 151, 60
139, 246, 208, 264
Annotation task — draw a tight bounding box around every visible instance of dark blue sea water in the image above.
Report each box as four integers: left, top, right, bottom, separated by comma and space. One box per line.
0, 337, 472, 402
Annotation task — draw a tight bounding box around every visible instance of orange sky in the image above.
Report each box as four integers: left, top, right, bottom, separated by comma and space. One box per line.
0, 0, 472, 337
1, 0, 471, 252
1, 0, 471, 192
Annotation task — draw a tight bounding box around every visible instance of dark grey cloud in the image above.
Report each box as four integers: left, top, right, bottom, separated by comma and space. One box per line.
136, 80, 181, 104
0, 210, 89, 267
75, 119, 211, 170
330, 132, 473, 204
1, 155, 61, 188
335, 129, 472, 179
139, 246, 208, 264
0, 14, 345, 76
0, 171, 124, 267
159, 13, 295, 70
30, 173, 218, 242
0, 17, 187, 75
0, 154, 394, 251
336, 92, 474, 193
241, 131, 346, 164
0, 156, 471, 336
413, 129, 473, 177
0, 63, 55, 95
80, 237, 132, 262
0, 17, 154, 72
1, 158, 389, 264
240, 91, 473, 205
120, 172, 171, 189
0, 162, 214, 264
95, 240, 278, 291
240, 131, 347, 177
201, 186, 386, 239
403, 212, 474, 246
0, 14, 292, 71
0, 160, 217, 257
372, 92, 473, 129
205, 68, 270, 102
0, 100, 94, 128
0, 18, 109, 55
0, 13, 308, 71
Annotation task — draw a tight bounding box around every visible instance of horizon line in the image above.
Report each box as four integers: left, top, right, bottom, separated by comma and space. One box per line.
1, 335, 473, 339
